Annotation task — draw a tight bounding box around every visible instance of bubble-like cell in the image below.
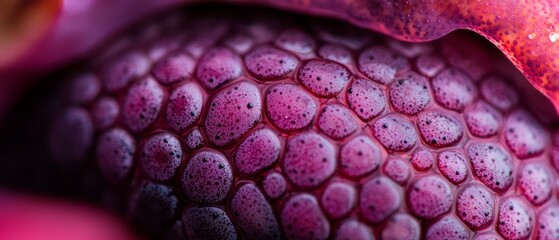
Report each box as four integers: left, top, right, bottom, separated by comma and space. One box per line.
152, 51, 195, 85
387, 40, 432, 58
389, 71, 431, 115
122, 78, 164, 132
536, 204, 559, 240
318, 44, 353, 64
223, 32, 254, 54
166, 82, 203, 132
410, 148, 434, 172
297, 59, 351, 98
480, 77, 519, 111
231, 183, 281, 240
235, 128, 281, 175
321, 182, 356, 220
196, 46, 242, 90
426, 216, 470, 240
140, 133, 183, 182
445, 50, 487, 81
517, 163, 552, 206
283, 132, 336, 189
473, 233, 504, 240
184, 21, 229, 58
275, 28, 315, 54
551, 133, 559, 173
497, 198, 534, 240
407, 175, 453, 219
101, 50, 150, 92
372, 114, 418, 152
244, 44, 299, 80
183, 207, 237, 240
503, 109, 548, 159
262, 172, 287, 199
339, 135, 383, 178
464, 101, 502, 138
90, 97, 119, 130
180, 150, 233, 203
383, 158, 410, 185
335, 220, 374, 240
432, 69, 477, 112
437, 150, 469, 184
67, 73, 100, 104
456, 184, 495, 229
205, 82, 262, 147
96, 128, 135, 184
416, 54, 445, 77
127, 181, 178, 233
281, 194, 330, 240
265, 83, 317, 131
381, 213, 421, 240
185, 128, 204, 150
359, 176, 401, 223
346, 78, 387, 121
50, 107, 93, 166
148, 35, 182, 61
467, 142, 514, 193
417, 111, 463, 148
317, 104, 358, 140
314, 21, 372, 50
358, 46, 409, 85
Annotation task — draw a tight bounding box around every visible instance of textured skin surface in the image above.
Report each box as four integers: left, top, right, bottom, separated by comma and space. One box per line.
49, 8, 559, 240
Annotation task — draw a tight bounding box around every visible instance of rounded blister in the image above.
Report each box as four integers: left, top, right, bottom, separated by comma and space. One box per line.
283, 132, 336, 189
517, 163, 552, 206
381, 213, 421, 240
318, 44, 353, 64
358, 46, 409, 85
321, 182, 356, 220
416, 54, 445, 77
50, 107, 93, 166
166, 82, 203, 133
67, 73, 101, 104
90, 97, 119, 130
275, 28, 316, 54
497, 198, 534, 240
437, 150, 469, 185
359, 176, 401, 223
407, 175, 453, 220
389, 71, 431, 115
467, 142, 514, 193
244, 44, 299, 80
101, 51, 150, 92
297, 59, 351, 98
185, 128, 204, 150
417, 111, 463, 148
127, 181, 178, 233
261, 172, 287, 199
339, 135, 383, 178
152, 51, 195, 85
383, 158, 410, 185
182, 207, 237, 240
96, 128, 135, 184
265, 83, 316, 131
426, 216, 470, 240
204, 81, 262, 147
456, 184, 495, 229
196, 46, 242, 90
503, 109, 548, 159
464, 101, 502, 138
234, 128, 281, 175
230, 183, 280, 240
346, 78, 387, 121
432, 68, 477, 112
480, 77, 519, 111
281, 194, 330, 240
122, 78, 164, 132
317, 104, 358, 140
536, 204, 559, 240
140, 133, 183, 182
335, 220, 374, 240
410, 148, 434, 172
473, 233, 503, 240
372, 114, 418, 152
180, 150, 233, 203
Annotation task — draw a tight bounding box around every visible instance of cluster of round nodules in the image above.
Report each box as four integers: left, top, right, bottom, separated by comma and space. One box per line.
49, 10, 559, 240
